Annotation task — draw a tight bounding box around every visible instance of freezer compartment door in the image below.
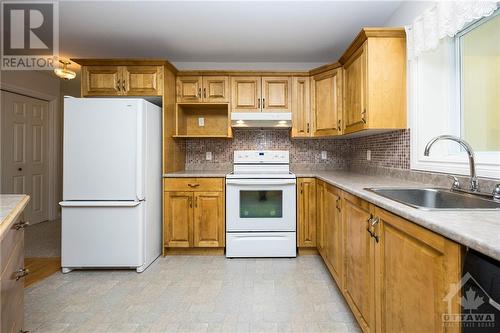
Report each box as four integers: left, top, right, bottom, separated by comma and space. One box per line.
61, 201, 144, 268
63, 98, 143, 200
226, 232, 296, 258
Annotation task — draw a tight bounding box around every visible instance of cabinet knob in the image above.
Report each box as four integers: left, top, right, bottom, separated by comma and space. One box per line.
14, 268, 29, 281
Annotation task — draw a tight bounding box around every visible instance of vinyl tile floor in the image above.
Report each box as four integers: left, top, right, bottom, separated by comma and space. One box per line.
25, 256, 361, 333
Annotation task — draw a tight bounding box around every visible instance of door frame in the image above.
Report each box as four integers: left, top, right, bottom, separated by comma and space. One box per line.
1, 82, 60, 221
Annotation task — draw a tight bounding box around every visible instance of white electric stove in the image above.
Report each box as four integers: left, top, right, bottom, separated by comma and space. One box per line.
225, 150, 296, 258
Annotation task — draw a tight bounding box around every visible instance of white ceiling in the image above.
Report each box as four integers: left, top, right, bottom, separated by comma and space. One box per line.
59, 1, 403, 68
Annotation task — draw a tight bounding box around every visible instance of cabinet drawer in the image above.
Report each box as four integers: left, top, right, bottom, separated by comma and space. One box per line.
1, 215, 24, 276
1, 237, 24, 333
164, 178, 224, 192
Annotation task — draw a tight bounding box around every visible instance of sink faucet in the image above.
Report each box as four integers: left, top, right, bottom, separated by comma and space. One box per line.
424, 135, 479, 192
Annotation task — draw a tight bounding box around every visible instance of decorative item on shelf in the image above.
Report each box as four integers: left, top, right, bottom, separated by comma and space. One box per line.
54, 60, 76, 80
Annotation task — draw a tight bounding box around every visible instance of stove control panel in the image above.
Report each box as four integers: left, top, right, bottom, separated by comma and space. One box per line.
234, 150, 289, 164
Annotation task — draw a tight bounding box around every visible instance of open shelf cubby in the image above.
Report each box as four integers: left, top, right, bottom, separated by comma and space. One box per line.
174, 103, 232, 138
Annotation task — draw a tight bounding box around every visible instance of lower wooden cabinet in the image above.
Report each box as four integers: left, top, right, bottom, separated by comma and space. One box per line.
374, 207, 461, 333
324, 184, 343, 288
297, 178, 316, 248
298, 179, 463, 333
163, 178, 225, 252
342, 191, 376, 333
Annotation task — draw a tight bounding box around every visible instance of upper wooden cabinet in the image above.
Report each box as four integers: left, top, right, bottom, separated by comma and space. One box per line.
291, 77, 311, 137
177, 75, 229, 103
340, 28, 407, 134
311, 68, 343, 137
261, 77, 292, 112
81, 65, 163, 97
231, 76, 261, 112
231, 76, 291, 113
297, 178, 316, 248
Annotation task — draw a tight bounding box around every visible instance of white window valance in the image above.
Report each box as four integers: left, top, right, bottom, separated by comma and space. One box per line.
406, 1, 498, 59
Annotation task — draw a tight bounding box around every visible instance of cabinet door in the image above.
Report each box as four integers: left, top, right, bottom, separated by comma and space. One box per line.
312, 68, 342, 136
123, 66, 163, 96
343, 42, 367, 134
291, 77, 311, 137
297, 178, 316, 247
164, 192, 193, 247
375, 207, 461, 333
262, 77, 292, 112
177, 76, 203, 102
343, 192, 375, 333
193, 192, 225, 247
81, 66, 122, 96
231, 76, 261, 112
316, 180, 325, 257
202, 76, 229, 103
325, 184, 343, 287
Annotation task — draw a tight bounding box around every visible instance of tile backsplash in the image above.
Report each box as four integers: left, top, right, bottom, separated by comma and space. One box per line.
185, 129, 411, 171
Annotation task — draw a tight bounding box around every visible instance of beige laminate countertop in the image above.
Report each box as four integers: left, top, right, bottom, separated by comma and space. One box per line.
295, 170, 500, 261
0, 194, 30, 241
165, 169, 500, 261
163, 170, 230, 178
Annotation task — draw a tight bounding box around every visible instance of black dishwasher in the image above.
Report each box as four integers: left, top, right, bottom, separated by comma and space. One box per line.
461, 250, 500, 332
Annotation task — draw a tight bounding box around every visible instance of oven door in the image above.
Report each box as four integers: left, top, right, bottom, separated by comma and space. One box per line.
226, 178, 296, 232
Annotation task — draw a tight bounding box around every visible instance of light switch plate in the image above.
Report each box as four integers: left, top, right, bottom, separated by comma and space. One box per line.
206, 152, 212, 161
198, 117, 205, 127
321, 151, 327, 160
367, 150, 371, 161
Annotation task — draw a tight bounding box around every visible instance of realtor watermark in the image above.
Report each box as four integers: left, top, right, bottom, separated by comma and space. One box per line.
1, 0, 59, 70
443, 272, 500, 329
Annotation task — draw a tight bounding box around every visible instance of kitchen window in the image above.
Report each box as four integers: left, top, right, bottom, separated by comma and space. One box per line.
410, 9, 500, 178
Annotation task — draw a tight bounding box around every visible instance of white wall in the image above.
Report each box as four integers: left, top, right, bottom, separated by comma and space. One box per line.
173, 62, 326, 71
384, 1, 433, 26
0, 70, 63, 220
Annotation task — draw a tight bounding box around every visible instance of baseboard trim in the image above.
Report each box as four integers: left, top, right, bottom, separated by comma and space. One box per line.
164, 247, 225, 256
298, 247, 319, 255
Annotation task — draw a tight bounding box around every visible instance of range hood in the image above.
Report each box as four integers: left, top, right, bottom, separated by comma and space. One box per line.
231, 112, 292, 128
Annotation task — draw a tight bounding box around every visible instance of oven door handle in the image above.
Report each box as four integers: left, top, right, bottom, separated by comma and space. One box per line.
226, 179, 296, 186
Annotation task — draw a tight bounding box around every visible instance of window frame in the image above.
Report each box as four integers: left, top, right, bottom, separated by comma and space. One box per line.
410, 10, 500, 179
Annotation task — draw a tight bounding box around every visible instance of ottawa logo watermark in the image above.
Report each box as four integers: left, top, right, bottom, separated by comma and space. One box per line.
443, 272, 500, 330
1, 1, 59, 70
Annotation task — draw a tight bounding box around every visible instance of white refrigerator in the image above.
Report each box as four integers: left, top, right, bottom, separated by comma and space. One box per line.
60, 98, 162, 273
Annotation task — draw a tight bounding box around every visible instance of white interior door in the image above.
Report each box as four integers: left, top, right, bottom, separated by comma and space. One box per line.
1, 90, 49, 224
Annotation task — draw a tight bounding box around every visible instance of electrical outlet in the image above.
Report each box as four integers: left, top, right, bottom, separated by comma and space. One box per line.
367, 150, 371, 161
198, 117, 205, 127
206, 152, 212, 161
321, 151, 327, 160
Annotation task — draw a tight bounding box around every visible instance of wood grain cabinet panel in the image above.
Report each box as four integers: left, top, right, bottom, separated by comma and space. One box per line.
231, 76, 261, 112
194, 192, 225, 247
262, 77, 292, 112
316, 180, 326, 257
312, 68, 343, 137
374, 207, 461, 333
123, 66, 163, 96
82, 66, 122, 96
164, 192, 193, 247
343, 44, 367, 134
324, 184, 343, 287
202, 76, 229, 103
177, 76, 203, 102
342, 192, 375, 333
291, 77, 311, 138
297, 178, 316, 248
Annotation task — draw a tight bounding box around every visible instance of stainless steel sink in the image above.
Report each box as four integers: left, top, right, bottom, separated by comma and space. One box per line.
365, 187, 500, 210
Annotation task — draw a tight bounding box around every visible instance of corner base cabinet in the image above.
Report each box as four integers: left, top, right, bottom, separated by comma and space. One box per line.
163, 178, 225, 254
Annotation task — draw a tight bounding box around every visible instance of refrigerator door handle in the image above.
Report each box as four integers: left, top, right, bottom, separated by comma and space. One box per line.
59, 201, 141, 207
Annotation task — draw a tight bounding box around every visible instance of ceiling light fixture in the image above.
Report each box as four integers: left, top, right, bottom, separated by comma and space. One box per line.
54, 60, 76, 80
